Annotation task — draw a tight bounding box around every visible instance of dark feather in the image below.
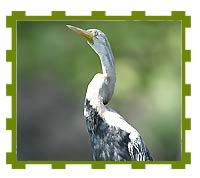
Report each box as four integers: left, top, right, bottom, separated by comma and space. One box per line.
84, 99, 153, 161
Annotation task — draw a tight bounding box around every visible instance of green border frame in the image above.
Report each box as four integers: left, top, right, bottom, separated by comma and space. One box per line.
6, 11, 191, 169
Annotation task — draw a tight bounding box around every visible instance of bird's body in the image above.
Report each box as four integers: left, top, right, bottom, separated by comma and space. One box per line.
67, 25, 153, 161
84, 98, 152, 160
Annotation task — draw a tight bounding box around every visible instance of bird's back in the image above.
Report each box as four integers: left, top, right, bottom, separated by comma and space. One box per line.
84, 99, 153, 161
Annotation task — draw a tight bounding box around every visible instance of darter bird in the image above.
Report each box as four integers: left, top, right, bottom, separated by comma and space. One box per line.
67, 25, 153, 161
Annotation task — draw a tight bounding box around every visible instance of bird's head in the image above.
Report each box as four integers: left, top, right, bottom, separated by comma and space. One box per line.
66, 25, 108, 56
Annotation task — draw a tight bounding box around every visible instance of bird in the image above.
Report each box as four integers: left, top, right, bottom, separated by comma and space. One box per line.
67, 25, 153, 161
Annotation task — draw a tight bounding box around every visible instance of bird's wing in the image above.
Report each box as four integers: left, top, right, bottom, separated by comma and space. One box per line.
128, 135, 153, 161
101, 107, 153, 161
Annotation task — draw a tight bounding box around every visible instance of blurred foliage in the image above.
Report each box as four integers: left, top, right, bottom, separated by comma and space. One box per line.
17, 20, 181, 161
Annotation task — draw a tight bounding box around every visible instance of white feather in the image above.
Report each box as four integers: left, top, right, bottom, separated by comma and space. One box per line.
102, 107, 141, 141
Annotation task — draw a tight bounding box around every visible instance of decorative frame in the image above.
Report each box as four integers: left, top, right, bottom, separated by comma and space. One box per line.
6, 11, 191, 169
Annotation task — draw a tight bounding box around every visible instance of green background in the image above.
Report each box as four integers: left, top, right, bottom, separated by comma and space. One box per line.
17, 20, 181, 161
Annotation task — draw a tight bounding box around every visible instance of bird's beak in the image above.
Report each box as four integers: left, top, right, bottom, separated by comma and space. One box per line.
66, 25, 94, 44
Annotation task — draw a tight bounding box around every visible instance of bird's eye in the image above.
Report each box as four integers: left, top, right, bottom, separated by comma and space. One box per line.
93, 31, 98, 37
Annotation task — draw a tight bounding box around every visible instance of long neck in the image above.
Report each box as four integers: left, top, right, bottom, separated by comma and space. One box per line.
98, 42, 116, 104
99, 42, 116, 80
85, 38, 116, 111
